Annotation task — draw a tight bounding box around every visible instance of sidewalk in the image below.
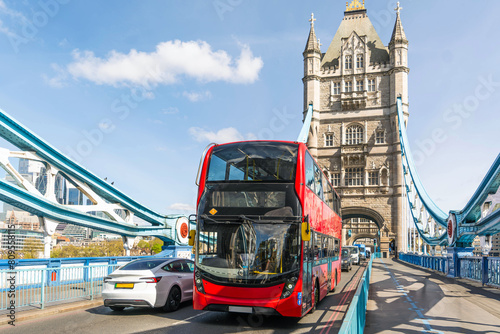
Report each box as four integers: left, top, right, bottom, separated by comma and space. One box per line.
0, 298, 103, 326
365, 257, 500, 334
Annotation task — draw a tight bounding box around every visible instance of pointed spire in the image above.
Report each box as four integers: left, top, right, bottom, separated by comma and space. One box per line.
390, 2, 407, 46
304, 13, 321, 53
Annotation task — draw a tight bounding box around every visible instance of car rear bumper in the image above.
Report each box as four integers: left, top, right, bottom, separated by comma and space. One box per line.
102, 289, 158, 308
104, 299, 154, 308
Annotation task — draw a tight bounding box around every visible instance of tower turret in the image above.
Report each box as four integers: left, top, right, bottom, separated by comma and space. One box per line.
389, 2, 409, 107
303, 13, 322, 155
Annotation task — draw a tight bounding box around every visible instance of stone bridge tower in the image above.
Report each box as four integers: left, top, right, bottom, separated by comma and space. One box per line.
303, 1, 409, 257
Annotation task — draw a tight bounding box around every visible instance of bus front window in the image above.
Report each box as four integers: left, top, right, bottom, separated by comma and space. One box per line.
197, 220, 300, 285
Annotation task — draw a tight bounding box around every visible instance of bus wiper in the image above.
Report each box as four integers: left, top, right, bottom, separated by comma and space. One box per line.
200, 214, 240, 225
238, 215, 301, 224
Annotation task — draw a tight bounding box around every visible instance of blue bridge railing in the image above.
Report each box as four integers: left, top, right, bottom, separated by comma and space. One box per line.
399, 253, 500, 288
338, 254, 375, 334
0, 264, 117, 311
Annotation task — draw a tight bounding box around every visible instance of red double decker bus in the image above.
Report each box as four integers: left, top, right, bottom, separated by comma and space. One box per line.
191, 141, 342, 317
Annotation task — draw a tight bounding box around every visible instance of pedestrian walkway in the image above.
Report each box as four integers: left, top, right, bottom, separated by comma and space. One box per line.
365, 257, 500, 334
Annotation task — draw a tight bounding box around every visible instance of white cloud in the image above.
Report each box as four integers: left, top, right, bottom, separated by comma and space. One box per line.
98, 121, 115, 131
53, 40, 263, 88
189, 127, 255, 144
168, 203, 196, 213
183, 90, 212, 102
161, 107, 179, 115
43, 64, 68, 88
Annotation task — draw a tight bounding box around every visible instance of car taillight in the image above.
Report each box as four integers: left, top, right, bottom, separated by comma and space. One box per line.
141, 277, 162, 283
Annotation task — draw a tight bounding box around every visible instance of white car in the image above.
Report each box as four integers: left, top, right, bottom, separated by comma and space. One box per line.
343, 246, 360, 265
102, 258, 194, 312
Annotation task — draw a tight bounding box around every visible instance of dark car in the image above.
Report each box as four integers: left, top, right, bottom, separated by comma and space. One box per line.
341, 248, 353, 271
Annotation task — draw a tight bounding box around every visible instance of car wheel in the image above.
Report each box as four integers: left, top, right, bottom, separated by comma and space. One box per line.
163, 286, 181, 312
109, 306, 125, 312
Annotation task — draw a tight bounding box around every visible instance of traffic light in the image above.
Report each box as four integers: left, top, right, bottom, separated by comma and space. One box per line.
373, 238, 377, 246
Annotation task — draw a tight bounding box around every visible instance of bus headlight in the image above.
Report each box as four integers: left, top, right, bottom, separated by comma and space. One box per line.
195, 269, 205, 294
280, 274, 298, 299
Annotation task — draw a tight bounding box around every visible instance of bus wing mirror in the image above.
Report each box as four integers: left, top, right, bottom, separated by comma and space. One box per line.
188, 230, 196, 246
302, 221, 311, 242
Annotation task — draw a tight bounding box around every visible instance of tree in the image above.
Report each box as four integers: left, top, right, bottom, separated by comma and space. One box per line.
22, 237, 44, 259
50, 240, 124, 258
150, 238, 164, 254
137, 240, 150, 251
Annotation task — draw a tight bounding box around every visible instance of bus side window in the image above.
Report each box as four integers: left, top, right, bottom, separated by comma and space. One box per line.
334, 238, 340, 257
313, 163, 324, 200
329, 237, 333, 258
322, 236, 328, 259
305, 153, 315, 192
313, 233, 319, 260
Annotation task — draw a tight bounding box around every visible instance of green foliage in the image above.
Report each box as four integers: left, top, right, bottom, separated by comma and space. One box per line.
21, 237, 44, 259
137, 240, 150, 250
51, 240, 124, 258
151, 243, 162, 254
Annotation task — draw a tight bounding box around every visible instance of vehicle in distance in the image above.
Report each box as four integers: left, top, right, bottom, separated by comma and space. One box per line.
341, 248, 352, 271
102, 258, 194, 312
366, 249, 371, 259
353, 243, 367, 261
343, 246, 360, 265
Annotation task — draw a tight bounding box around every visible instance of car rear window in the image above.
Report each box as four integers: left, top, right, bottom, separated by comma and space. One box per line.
120, 259, 166, 270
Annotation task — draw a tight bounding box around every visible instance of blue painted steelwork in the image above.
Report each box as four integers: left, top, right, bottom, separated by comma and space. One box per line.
338, 256, 374, 334
0, 264, 117, 310
297, 104, 313, 143
487, 257, 500, 288
0, 107, 191, 243
0, 255, 144, 270
398, 253, 447, 274
397, 98, 447, 225
399, 253, 500, 288
396, 97, 500, 247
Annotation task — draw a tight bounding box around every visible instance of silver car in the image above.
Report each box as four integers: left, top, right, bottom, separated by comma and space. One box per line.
343, 246, 360, 265
103, 258, 194, 312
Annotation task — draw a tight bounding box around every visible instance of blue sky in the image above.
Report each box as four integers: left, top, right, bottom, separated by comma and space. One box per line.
0, 0, 498, 216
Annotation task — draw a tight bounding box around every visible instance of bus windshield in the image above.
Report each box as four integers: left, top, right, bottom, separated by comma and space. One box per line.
197, 218, 300, 285
207, 142, 298, 182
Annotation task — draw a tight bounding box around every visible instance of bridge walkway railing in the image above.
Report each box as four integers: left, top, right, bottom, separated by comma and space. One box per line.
399, 253, 500, 288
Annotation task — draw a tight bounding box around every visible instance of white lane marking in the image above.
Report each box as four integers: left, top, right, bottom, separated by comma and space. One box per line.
172, 311, 209, 326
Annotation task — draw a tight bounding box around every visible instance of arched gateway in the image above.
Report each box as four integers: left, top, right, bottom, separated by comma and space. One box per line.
302, 1, 409, 257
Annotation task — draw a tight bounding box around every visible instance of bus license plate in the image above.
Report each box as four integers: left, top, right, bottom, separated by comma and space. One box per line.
229, 306, 252, 314
115, 283, 134, 289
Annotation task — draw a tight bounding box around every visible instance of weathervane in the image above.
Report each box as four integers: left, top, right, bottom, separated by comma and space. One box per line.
346, 0, 365, 12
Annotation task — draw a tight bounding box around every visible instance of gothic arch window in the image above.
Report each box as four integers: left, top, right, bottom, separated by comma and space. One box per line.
375, 129, 385, 144
345, 55, 353, 70
324, 133, 334, 147
368, 78, 376, 92
346, 124, 364, 145
345, 81, 353, 93
356, 54, 364, 68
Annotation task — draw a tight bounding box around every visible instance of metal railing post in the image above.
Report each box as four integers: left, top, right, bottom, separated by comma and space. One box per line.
482, 257, 488, 286
90, 266, 94, 300
40, 268, 46, 309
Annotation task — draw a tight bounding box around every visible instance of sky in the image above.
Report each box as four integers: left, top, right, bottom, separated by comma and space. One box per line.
0, 0, 498, 218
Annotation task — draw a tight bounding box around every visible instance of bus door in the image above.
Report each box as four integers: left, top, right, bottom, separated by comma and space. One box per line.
302, 240, 313, 312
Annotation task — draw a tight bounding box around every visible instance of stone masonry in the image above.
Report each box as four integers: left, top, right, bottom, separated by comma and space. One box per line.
302, 1, 409, 256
